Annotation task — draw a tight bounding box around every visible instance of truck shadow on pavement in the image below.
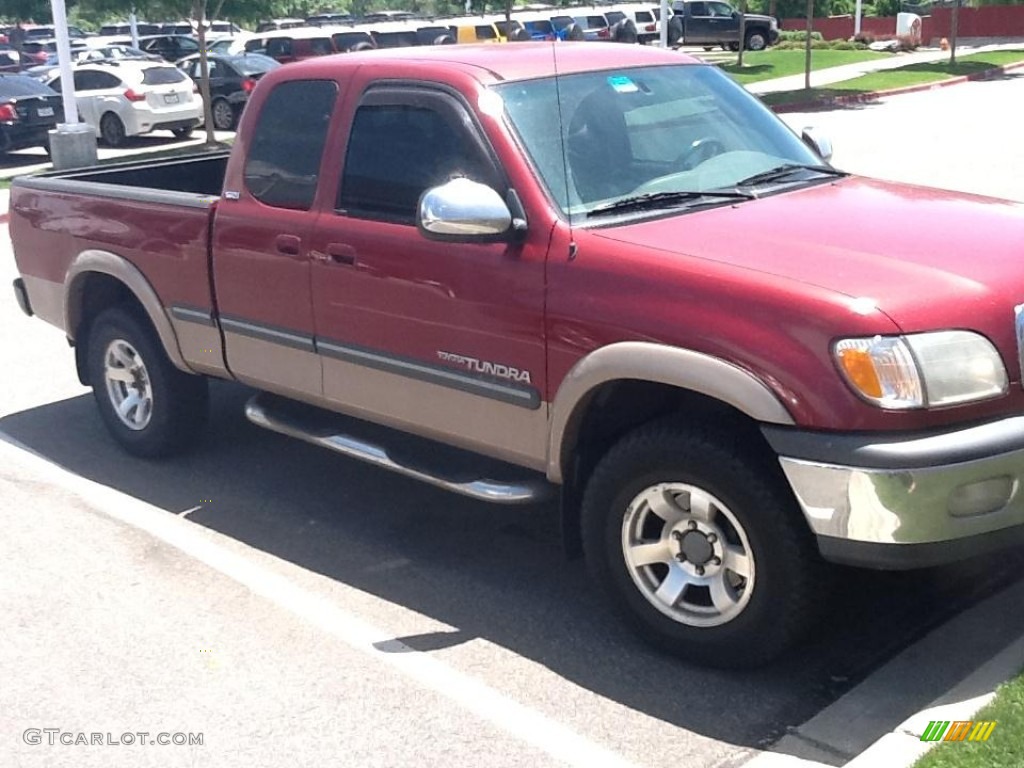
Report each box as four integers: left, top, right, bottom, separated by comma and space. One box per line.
4, 381, 1023, 755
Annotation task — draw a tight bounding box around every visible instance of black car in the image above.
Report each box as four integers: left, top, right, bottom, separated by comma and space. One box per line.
177, 53, 279, 130
134, 34, 201, 62
0, 73, 63, 155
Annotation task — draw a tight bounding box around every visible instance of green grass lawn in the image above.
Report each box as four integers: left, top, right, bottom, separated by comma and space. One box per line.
721, 49, 890, 85
760, 49, 1024, 106
914, 668, 1024, 768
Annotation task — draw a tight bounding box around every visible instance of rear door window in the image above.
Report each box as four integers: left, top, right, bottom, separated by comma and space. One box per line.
244, 79, 338, 210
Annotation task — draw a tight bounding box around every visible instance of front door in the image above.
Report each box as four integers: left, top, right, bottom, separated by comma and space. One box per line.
307, 84, 550, 470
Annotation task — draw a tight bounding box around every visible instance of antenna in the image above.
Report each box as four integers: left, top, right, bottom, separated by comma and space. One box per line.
550, 40, 575, 237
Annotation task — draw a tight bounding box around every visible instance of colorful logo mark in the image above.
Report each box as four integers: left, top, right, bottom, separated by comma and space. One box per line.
921, 720, 997, 742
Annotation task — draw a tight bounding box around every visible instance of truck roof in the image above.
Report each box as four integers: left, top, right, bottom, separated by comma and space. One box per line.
284, 41, 697, 83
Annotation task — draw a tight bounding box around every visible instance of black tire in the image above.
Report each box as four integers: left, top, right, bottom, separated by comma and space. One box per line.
211, 98, 235, 131
99, 112, 127, 147
510, 27, 532, 42
581, 419, 825, 668
613, 19, 639, 44
171, 125, 194, 139
432, 34, 456, 45
727, 41, 740, 52
86, 306, 208, 458
566, 23, 586, 42
745, 29, 768, 51
667, 16, 684, 46
703, 45, 715, 51
349, 41, 375, 51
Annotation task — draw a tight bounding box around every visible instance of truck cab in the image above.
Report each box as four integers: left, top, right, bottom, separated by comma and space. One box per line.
670, 0, 779, 50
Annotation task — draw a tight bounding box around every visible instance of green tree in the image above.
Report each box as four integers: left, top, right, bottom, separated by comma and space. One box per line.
4, 0, 79, 23
82, 0, 276, 144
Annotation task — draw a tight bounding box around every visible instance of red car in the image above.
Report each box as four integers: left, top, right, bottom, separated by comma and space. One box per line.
11, 43, 1024, 667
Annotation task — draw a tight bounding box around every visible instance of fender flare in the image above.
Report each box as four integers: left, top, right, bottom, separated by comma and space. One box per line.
547, 341, 795, 482
65, 249, 191, 373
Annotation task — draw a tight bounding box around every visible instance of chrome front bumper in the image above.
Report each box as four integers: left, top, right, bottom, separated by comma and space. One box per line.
763, 418, 1024, 568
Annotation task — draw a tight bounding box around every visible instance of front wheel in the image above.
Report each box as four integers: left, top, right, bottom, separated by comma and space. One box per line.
211, 98, 235, 131
87, 306, 209, 458
746, 30, 768, 51
581, 419, 825, 667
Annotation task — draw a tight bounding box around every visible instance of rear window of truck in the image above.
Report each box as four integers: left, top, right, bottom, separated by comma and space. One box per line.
244, 79, 338, 210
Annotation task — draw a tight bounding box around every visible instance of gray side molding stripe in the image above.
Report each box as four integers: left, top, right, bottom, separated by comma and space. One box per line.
220, 316, 316, 353
547, 341, 795, 483
317, 339, 541, 410
171, 305, 216, 327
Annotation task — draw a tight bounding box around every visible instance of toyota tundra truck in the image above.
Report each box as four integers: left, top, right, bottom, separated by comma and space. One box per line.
10, 43, 1024, 667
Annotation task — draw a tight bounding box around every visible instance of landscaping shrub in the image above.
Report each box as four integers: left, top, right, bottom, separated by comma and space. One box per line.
775, 39, 869, 50
778, 30, 824, 42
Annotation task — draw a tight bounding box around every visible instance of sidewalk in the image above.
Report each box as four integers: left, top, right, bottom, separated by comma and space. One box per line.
746, 39, 1024, 94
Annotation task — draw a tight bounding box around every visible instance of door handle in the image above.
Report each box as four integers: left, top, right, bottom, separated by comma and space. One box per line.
326, 243, 357, 266
275, 234, 302, 257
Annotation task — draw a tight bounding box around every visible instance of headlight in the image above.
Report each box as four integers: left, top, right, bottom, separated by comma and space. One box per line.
770, 17, 778, 29
834, 331, 1007, 409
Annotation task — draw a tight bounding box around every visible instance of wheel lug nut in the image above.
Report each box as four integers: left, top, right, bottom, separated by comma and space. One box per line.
711, 557, 721, 566
671, 531, 683, 541
676, 553, 686, 562
707, 533, 717, 544
695, 565, 705, 576
687, 521, 697, 530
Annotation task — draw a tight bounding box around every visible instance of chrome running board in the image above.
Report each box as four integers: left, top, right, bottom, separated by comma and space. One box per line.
244, 393, 553, 505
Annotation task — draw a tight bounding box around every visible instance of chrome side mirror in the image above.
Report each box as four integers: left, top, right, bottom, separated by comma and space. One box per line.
418, 177, 514, 241
801, 126, 833, 162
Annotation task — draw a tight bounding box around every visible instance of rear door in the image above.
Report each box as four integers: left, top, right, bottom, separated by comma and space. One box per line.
212, 78, 340, 398
306, 83, 550, 468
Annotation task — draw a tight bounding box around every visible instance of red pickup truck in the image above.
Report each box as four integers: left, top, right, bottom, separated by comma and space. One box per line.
11, 43, 1024, 667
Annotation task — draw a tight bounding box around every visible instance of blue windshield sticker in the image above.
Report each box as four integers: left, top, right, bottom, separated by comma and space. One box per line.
607, 75, 639, 93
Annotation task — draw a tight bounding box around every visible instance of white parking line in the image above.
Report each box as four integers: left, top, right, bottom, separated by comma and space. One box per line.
0, 434, 643, 768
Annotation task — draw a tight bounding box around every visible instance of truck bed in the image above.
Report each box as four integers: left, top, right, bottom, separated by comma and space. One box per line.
9, 151, 229, 352
17, 150, 229, 199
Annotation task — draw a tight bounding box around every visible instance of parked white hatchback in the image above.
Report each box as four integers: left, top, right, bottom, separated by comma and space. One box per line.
41, 60, 202, 147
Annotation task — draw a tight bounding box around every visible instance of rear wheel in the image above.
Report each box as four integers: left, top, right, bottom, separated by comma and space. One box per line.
581, 419, 825, 667
211, 98, 235, 131
171, 125, 194, 139
86, 307, 208, 458
99, 112, 126, 147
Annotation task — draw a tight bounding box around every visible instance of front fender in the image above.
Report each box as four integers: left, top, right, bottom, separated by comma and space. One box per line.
547, 341, 794, 482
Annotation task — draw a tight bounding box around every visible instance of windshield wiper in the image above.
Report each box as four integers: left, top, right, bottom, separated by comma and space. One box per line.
586, 190, 755, 218
735, 163, 847, 188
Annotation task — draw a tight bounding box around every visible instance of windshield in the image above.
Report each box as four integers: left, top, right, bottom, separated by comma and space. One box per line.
494, 64, 823, 223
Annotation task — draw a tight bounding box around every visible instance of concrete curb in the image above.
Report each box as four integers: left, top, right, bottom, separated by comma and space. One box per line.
845, 634, 1024, 768
740, 576, 1024, 768
768, 59, 1024, 113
